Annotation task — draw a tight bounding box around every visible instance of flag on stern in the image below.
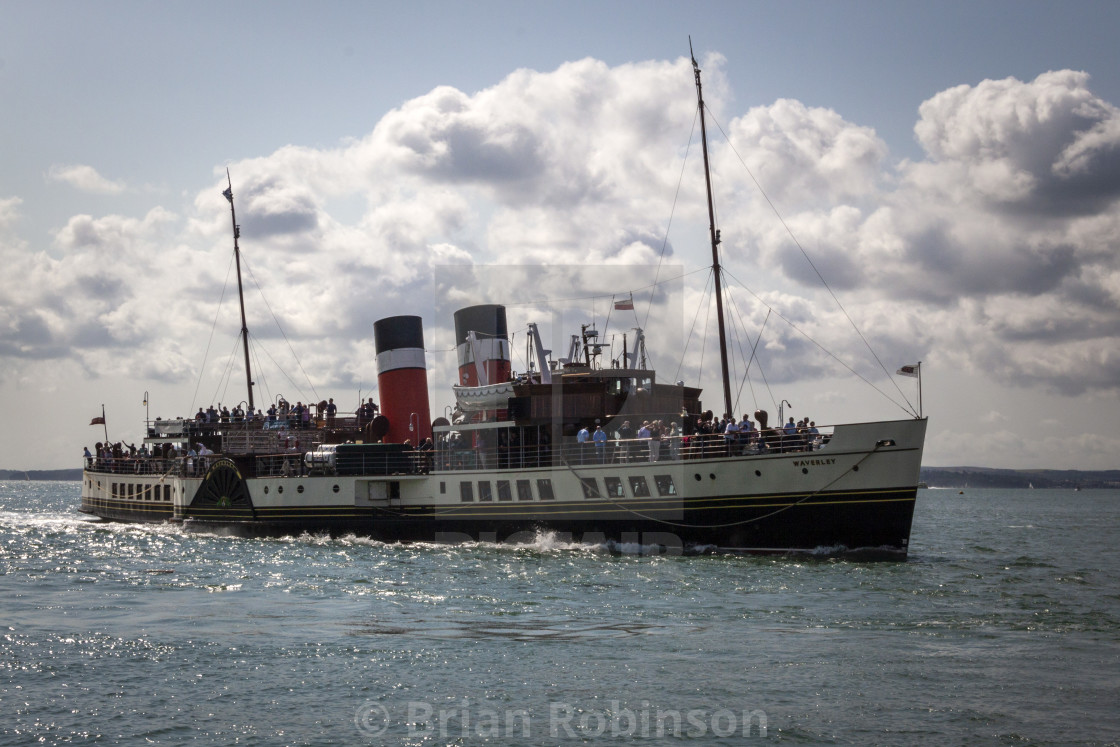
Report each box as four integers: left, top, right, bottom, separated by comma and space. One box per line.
896, 364, 920, 378
89, 416, 105, 425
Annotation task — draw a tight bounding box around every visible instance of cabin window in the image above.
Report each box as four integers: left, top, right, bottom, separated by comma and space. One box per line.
516, 480, 533, 501
164, 485, 171, 501
478, 481, 493, 502
629, 476, 650, 497
440, 481, 446, 494
604, 476, 625, 497
654, 475, 677, 496
497, 481, 513, 502
537, 479, 555, 500
460, 482, 474, 502
580, 477, 600, 499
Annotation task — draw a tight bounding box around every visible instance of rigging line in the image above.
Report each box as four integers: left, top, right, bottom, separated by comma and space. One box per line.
643, 105, 699, 331
238, 255, 320, 403
249, 342, 271, 410
674, 269, 715, 384
508, 329, 530, 373
733, 307, 771, 415
191, 251, 237, 412
722, 284, 748, 412
699, 269, 716, 392
248, 331, 314, 403
499, 267, 710, 308
209, 333, 243, 408
722, 267, 911, 414
705, 108, 917, 416
747, 308, 778, 414
724, 283, 771, 414
722, 286, 752, 414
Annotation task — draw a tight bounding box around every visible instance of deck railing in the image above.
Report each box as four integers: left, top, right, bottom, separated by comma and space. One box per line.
431, 430, 829, 472
85, 429, 831, 478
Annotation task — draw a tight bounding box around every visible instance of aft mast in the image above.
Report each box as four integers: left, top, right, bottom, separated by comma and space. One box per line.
223, 171, 255, 413
691, 40, 734, 419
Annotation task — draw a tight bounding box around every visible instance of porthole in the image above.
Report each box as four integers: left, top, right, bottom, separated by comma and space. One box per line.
852, 465, 860, 472
264, 486, 269, 494
694, 474, 702, 481
709, 473, 716, 480
278, 485, 284, 494
332, 484, 340, 493
297, 485, 304, 493
754, 470, 762, 477
802, 468, 809, 475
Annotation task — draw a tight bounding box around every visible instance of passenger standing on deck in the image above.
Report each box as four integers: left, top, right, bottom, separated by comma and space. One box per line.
724, 417, 739, 456
577, 425, 590, 465
592, 425, 607, 463
669, 422, 682, 460
650, 420, 663, 462
638, 421, 652, 461
618, 420, 634, 463
742, 416, 756, 451
783, 417, 797, 452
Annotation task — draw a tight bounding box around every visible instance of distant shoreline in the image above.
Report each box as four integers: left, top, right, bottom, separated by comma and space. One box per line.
921, 467, 1120, 490
2, 466, 1118, 488
0, 469, 84, 481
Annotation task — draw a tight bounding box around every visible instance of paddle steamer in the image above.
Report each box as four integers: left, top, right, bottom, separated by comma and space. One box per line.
80, 50, 926, 557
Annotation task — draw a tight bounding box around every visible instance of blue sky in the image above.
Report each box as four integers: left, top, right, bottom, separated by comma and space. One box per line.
3, 0, 1120, 470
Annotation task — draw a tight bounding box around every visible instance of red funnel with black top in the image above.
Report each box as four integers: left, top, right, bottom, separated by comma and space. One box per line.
374, 315, 431, 446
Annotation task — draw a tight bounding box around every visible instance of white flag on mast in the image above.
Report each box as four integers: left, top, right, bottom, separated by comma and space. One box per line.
896, 363, 920, 378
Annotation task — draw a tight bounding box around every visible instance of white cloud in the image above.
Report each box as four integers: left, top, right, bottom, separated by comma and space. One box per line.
5, 58, 1120, 471
0, 196, 23, 229
47, 164, 127, 195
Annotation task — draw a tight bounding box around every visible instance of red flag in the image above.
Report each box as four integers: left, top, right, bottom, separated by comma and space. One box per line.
89, 416, 105, 425
614, 298, 634, 311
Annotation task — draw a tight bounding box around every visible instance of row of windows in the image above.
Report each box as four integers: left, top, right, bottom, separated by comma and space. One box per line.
456, 475, 677, 503
110, 482, 172, 502
458, 478, 551, 503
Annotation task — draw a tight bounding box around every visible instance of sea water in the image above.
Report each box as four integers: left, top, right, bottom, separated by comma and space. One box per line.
1, 481, 1118, 745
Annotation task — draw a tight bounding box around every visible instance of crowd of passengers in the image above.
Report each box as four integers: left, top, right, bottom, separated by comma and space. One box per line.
83, 440, 217, 476
570, 409, 822, 464
86, 402, 824, 476
684, 409, 823, 457
437, 408, 824, 469
185, 397, 380, 431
